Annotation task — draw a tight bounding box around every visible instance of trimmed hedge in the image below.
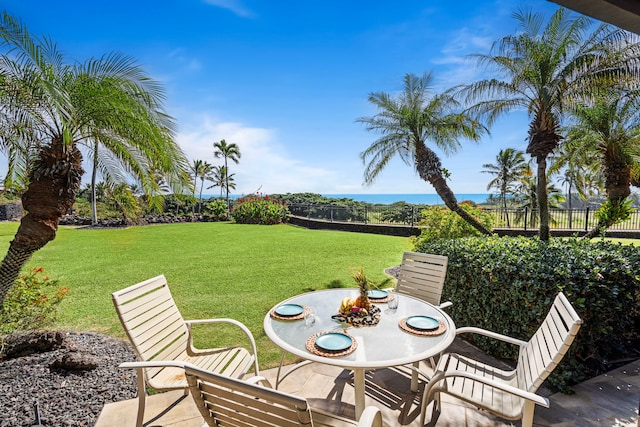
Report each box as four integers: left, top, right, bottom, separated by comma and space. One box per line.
415, 236, 640, 393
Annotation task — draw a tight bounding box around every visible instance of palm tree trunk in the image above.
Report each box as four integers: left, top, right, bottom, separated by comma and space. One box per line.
428, 174, 492, 235
0, 140, 83, 306
568, 182, 573, 229
583, 167, 631, 240
501, 185, 510, 228
224, 158, 230, 212
414, 144, 491, 235
536, 156, 550, 241
91, 143, 98, 226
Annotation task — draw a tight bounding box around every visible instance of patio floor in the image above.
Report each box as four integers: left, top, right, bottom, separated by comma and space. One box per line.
96, 338, 639, 427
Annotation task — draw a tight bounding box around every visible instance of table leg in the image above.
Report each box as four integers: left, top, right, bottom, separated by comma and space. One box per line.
353, 368, 366, 419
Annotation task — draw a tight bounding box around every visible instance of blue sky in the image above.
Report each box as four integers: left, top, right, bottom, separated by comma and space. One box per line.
3, 0, 570, 196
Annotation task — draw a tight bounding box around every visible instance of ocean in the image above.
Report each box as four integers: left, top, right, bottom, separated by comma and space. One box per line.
215, 193, 492, 205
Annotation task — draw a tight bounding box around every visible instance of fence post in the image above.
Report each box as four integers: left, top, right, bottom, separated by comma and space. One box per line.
585, 207, 589, 232
330, 206, 334, 222
524, 206, 528, 231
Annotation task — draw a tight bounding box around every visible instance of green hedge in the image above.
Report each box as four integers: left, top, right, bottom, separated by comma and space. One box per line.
415, 236, 640, 393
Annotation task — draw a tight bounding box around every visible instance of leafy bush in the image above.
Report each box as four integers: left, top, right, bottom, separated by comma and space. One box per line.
413, 202, 494, 244
203, 199, 229, 221
415, 236, 640, 393
231, 194, 289, 225
0, 268, 69, 336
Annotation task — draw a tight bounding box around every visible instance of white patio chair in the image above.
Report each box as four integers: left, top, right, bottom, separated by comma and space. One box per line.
112, 274, 260, 427
120, 361, 384, 427
395, 251, 450, 381
395, 251, 451, 309
420, 292, 582, 427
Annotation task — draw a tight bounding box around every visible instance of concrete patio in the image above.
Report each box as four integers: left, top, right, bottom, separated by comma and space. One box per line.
95, 337, 639, 427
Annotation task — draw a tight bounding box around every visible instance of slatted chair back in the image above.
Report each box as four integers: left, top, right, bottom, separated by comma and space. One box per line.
112, 275, 188, 369
516, 292, 583, 394
396, 252, 449, 306
185, 364, 315, 427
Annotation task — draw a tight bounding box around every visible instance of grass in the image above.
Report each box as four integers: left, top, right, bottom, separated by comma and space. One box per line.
0, 221, 411, 368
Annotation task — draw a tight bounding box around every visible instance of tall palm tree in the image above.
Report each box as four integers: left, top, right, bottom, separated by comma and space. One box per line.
357, 72, 491, 235
207, 165, 226, 197
565, 90, 640, 238
461, 8, 640, 240
190, 159, 213, 214
515, 164, 564, 229
213, 139, 241, 210
0, 13, 189, 306
87, 141, 129, 225
482, 148, 527, 227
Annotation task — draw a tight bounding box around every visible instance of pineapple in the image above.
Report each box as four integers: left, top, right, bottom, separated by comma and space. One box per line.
352, 268, 371, 311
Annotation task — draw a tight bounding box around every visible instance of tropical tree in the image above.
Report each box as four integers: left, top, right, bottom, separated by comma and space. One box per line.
207, 165, 226, 197
0, 13, 189, 306
515, 164, 565, 228
190, 159, 213, 214
482, 148, 527, 227
357, 72, 491, 235
213, 139, 241, 210
461, 8, 640, 240
565, 90, 640, 238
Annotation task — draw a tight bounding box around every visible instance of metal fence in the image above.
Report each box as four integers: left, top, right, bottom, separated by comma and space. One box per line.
287, 203, 640, 231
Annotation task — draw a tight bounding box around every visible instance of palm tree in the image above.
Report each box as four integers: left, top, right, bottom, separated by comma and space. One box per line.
461, 8, 640, 240
207, 165, 226, 197
565, 90, 640, 238
0, 13, 189, 306
482, 148, 527, 227
87, 141, 130, 225
515, 164, 565, 229
213, 139, 241, 210
357, 72, 491, 235
190, 159, 213, 214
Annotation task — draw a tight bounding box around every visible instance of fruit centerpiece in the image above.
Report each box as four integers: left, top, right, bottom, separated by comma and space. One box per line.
333, 268, 381, 327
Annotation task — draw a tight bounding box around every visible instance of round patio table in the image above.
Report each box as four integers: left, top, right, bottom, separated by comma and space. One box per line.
263, 288, 456, 419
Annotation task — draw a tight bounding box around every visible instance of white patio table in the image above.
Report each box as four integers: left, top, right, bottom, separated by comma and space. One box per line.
263, 288, 456, 419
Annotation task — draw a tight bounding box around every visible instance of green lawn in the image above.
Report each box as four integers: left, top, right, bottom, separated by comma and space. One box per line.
0, 222, 411, 368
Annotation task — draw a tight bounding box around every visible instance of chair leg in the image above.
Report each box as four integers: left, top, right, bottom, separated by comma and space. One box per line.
135, 368, 146, 427
411, 361, 420, 392
521, 400, 535, 427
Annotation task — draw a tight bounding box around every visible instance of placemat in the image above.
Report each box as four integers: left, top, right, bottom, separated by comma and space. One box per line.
269, 305, 311, 321
305, 331, 358, 357
399, 317, 447, 336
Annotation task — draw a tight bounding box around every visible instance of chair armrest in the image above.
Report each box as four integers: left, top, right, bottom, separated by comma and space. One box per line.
120, 361, 187, 370
438, 301, 453, 310
426, 370, 550, 407
184, 318, 260, 373
244, 375, 273, 388
357, 406, 383, 427
455, 326, 527, 347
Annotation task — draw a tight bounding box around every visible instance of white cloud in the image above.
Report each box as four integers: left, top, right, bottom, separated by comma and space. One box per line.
203, 0, 255, 18
176, 114, 345, 195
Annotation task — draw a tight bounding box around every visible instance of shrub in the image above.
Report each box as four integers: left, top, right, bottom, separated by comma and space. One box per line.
415, 236, 640, 393
231, 194, 289, 225
203, 199, 229, 221
413, 201, 494, 244
0, 268, 69, 336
